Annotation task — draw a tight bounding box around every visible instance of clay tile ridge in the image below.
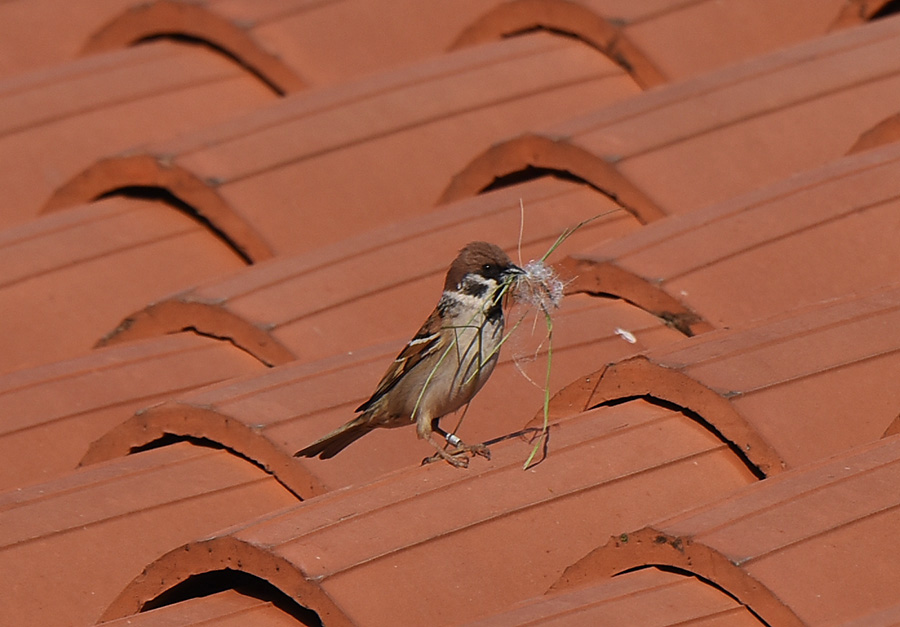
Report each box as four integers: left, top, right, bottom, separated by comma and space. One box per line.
463, 568, 762, 627
39, 33, 638, 260
557, 139, 900, 333
439, 132, 668, 223
442, 14, 900, 217
551, 434, 900, 627
79, 340, 401, 499
545, 284, 900, 478
96, 401, 758, 626
0, 43, 276, 229
95, 589, 302, 626
80, 284, 686, 499
82, 0, 305, 94
43, 152, 273, 263
848, 110, 900, 154
0, 196, 251, 374
0, 332, 263, 492
450, 0, 667, 88
96, 179, 639, 364
831, 0, 898, 28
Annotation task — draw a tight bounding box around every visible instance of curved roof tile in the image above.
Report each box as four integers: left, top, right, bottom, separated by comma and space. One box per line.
553, 434, 900, 626
0, 0, 859, 86
100, 402, 757, 625
849, 110, 900, 153
0, 41, 275, 228
0, 197, 246, 373
464, 567, 764, 626
99, 179, 643, 363
96, 590, 303, 626
0, 333, 264, 491
0, 443, 297, 627
549, 285, 900, 475
83, 294, 686, 496
43, 33, 640, 258
82, 0, 309, 94
448, 15, 900, 214
451, 0, 668, 88
563, 141, 900, 329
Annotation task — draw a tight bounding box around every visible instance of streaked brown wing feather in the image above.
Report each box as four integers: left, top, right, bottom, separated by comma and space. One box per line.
355, 309, 443, 413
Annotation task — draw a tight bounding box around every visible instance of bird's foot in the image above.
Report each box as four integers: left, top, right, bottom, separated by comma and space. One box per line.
421, 441, 491, 467
422, 447, 470, 468
459, 442, 491, 460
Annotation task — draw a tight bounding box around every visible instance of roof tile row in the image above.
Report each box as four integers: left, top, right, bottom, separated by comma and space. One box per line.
3, 1, 900, 625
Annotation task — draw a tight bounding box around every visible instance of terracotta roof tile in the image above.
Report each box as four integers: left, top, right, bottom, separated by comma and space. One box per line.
443, 15, 900, 215
562, 141, 900, 332
0, 333, 264, 491
83, 291, 686, 496
455, 0, 852, 86
2, 0, 863, 88
840, 603, 900, 627
97, 590, 303, 626
88, 0, 506, 89
5, 4, 900, 625
44, 33, 640, 261
98, 401, 757, 625
554, 434, 900, 626
0, 442, 297, 627
0, 0, 138, 78
0, 197, 246, 373
99, 178, 642, 364
0, 0, 490, 88
548, 285, 900, 476
464, 568, 763, 627
0, 41, 275, 228
849, 109, 900, 153
618, 0, 848, 80
831, 0, 900, 28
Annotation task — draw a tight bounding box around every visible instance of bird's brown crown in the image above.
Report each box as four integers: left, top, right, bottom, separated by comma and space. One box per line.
443, 242, 517, 291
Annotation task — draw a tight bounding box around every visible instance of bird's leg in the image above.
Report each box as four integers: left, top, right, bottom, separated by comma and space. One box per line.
439, 403, 491, 461
436, 425, 491, 461
419, 418, 490, 466
417, 415, 469, 467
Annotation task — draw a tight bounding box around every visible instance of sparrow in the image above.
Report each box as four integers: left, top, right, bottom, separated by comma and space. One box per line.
295, 241, 524, 467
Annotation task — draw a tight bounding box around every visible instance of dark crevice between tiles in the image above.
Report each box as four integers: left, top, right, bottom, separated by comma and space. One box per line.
179, 325, 273, 366
480, 165, 587, 193
576, 289, 702, 337
595, 395, 767, 480
614, 565, 772, 627
872, 1, 900, 20
503, 26, 637, 75
141, 569, 323, 626
130, 434, 280, 487
479, 166, 632, 219
135, 34, 286, 96
476, 165, 663, 230
97, 186, 254, 264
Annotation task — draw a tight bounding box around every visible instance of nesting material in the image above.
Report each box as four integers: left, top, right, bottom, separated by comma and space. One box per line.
503, 258, 565, 469
510, 259, 565, 313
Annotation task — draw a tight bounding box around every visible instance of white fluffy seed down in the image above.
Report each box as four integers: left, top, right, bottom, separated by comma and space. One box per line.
512, 260, 564, 312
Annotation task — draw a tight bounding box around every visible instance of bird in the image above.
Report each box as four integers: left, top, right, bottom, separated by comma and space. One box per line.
295, 241, 524, 467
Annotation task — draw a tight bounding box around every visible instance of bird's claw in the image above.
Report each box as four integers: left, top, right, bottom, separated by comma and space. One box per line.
421, 441, 491, 467
422, 448, 469, 467
464, 442, 491, 460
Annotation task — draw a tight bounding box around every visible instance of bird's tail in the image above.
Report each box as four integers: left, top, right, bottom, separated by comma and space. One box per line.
294, 417, 374, 459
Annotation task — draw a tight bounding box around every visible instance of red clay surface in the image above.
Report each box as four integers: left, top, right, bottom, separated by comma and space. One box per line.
3, 2, 900, 625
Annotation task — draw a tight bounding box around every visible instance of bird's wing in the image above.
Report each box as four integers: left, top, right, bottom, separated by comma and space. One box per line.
355, 309, 444, 413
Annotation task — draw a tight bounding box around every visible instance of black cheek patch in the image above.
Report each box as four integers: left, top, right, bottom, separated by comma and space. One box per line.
462, 281, 489, 298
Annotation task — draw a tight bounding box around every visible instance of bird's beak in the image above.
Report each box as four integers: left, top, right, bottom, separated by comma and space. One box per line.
505, 264, 525, 277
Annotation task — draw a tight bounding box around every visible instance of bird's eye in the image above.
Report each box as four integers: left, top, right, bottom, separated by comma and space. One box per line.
482, 263, 494, 274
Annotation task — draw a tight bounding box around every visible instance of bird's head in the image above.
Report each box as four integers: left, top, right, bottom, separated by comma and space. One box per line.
444, 242, 524, 296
